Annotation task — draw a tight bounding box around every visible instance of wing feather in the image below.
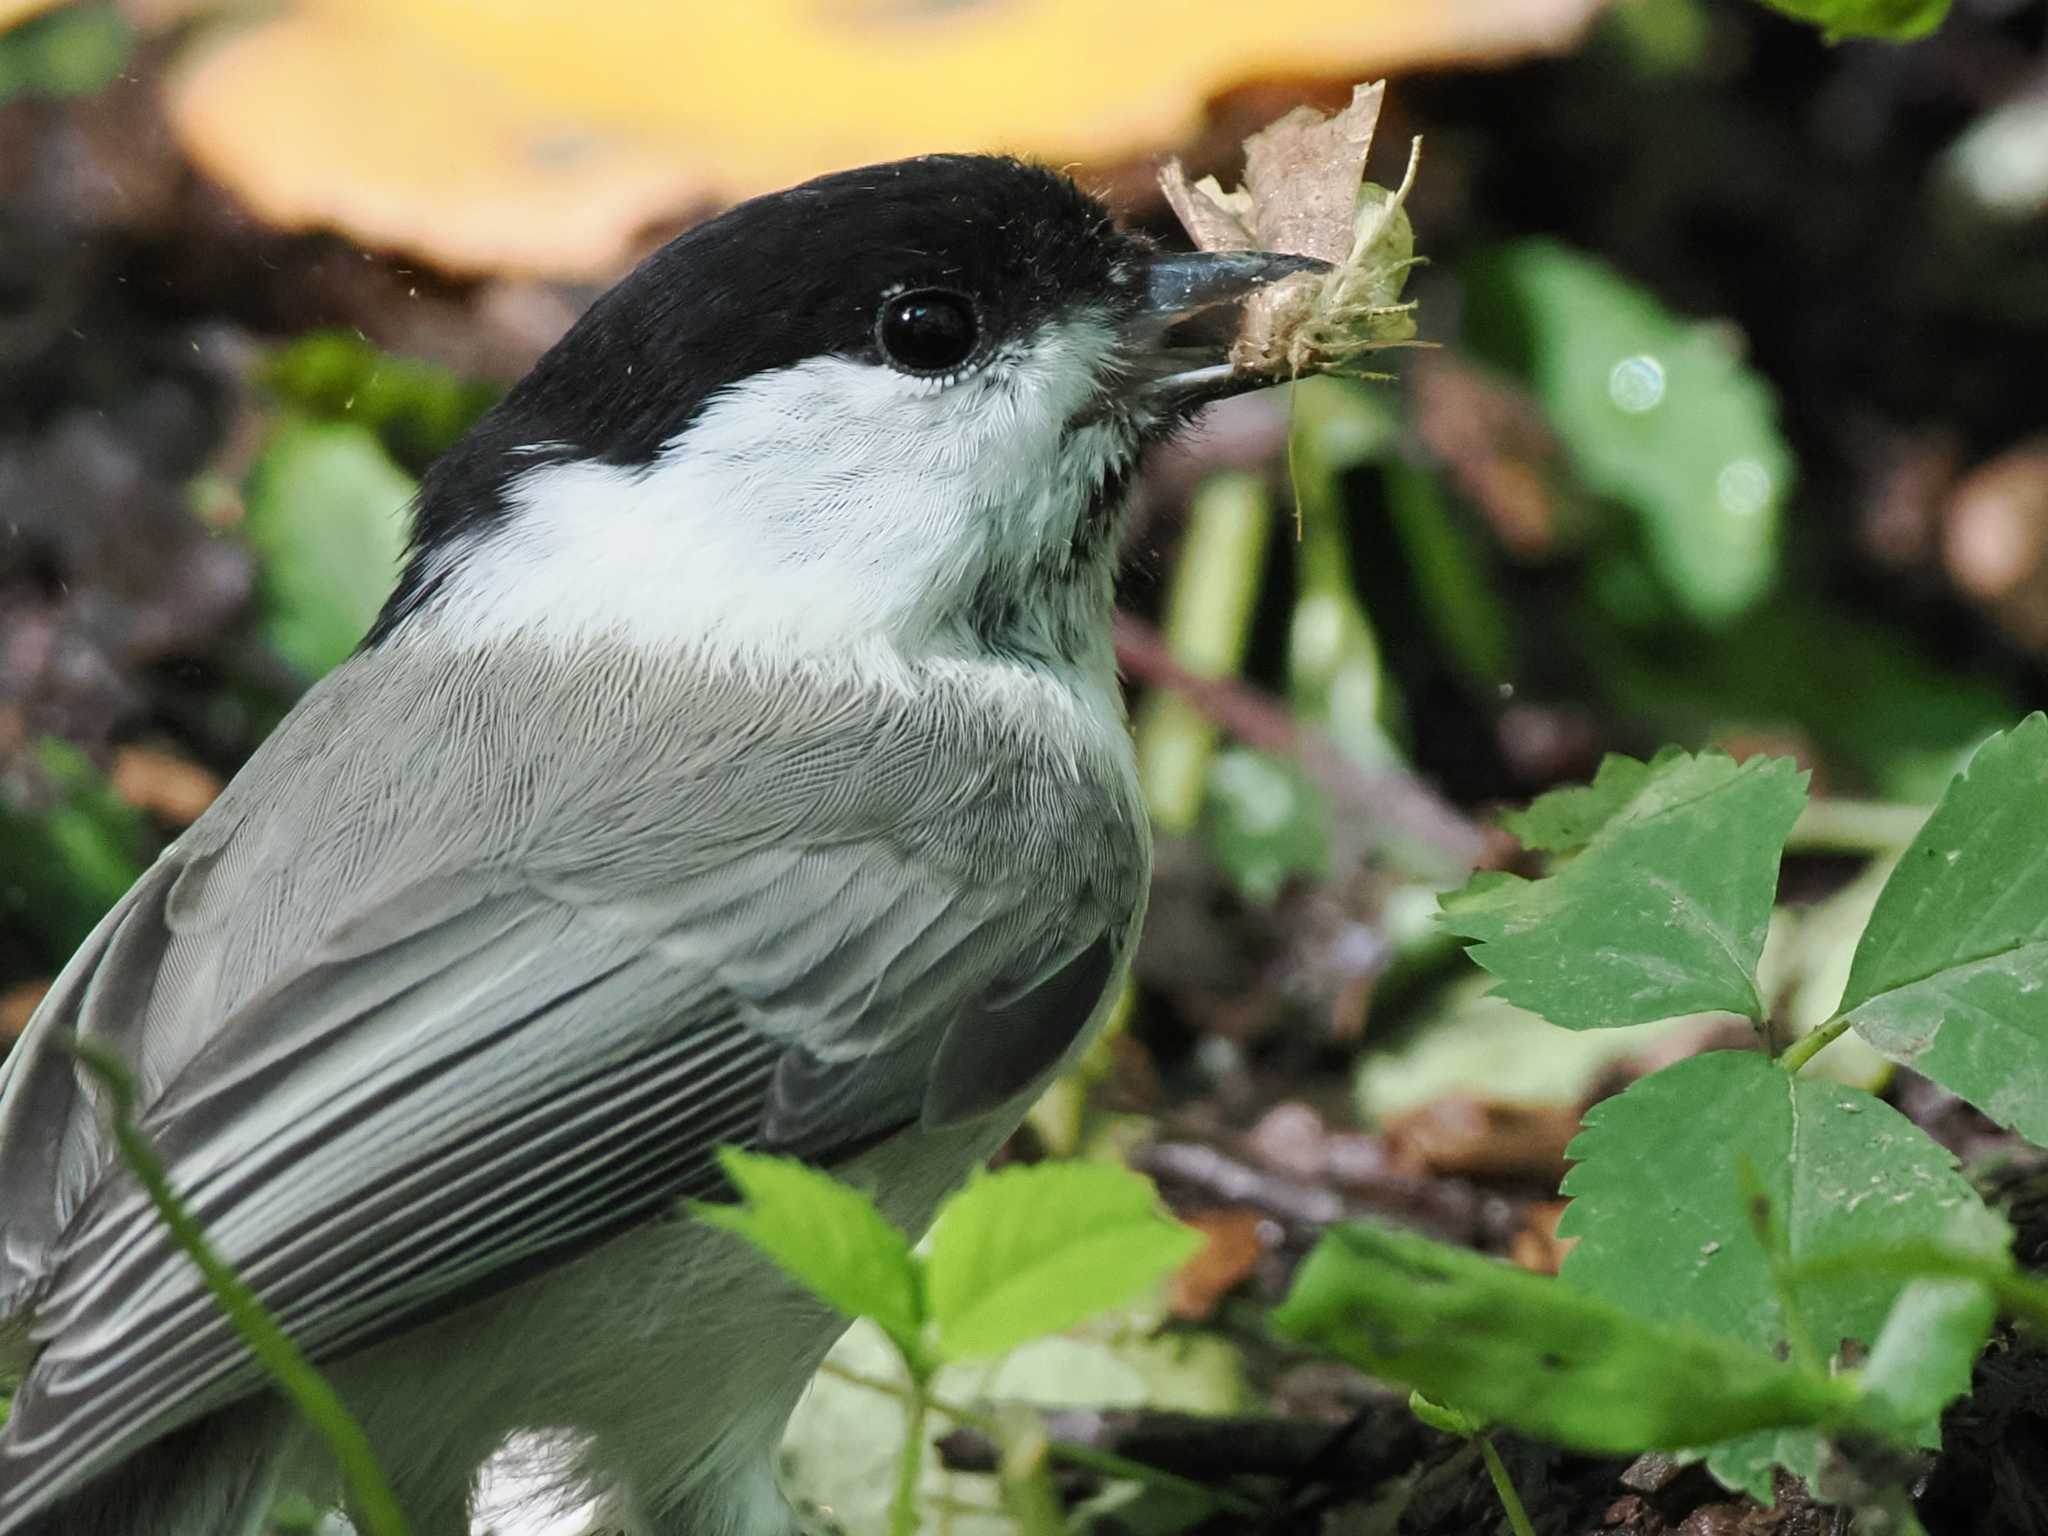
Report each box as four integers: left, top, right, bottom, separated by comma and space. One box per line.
0, 643, 1145, 1528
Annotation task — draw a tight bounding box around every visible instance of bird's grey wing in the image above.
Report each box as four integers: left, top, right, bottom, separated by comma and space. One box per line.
0, 856, 186, 1320
0, 849, 1120, 1526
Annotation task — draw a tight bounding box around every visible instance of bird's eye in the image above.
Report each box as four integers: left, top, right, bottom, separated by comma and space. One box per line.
877, 289, 980, 376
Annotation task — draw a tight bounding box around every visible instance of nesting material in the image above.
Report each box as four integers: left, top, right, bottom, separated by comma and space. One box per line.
1160, 81, 1423, 379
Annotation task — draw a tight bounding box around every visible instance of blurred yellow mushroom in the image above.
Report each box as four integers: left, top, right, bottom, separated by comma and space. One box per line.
0, 0, 64, 28
165, 0, 1606, 278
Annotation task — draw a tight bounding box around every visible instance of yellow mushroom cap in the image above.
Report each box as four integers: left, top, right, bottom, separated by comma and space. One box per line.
165, 0, 1605, 279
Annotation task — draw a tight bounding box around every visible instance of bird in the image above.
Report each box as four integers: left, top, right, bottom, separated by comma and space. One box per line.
0, 152, 1315, 1536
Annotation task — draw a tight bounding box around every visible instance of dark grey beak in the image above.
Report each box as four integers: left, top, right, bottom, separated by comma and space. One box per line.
1132, 249, 1328, 412
1142, 250, 1327, 318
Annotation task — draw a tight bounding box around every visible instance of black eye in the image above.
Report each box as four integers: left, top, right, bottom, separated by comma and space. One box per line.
877, 289, 979, 375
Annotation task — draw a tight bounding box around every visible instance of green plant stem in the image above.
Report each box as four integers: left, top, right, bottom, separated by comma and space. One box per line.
996, 1408, 1070, 1536
1133, 471, 1272, 836
819, 1362, 1261, 1516
1786, 799, 1929, 855
1780, 1016, 1853, 1074
69, 1041, 410, 1536
1477, 1436, 1538, 1536
890, 1366, 932, 1536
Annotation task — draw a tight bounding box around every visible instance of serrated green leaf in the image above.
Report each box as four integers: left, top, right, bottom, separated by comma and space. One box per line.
1752, 0, 1949, 43
1272, 1223, 1859, 1454
242, 419, 413, 676
691, 1149, 922, 1357
1464, 240, 1792, 625
1558, 1051, 2008, 1497
923, 1163, 1199, 1363
1499, 747, 1685, 855
1441, 753, 1806, 1028
1843, 715, 2048, 1143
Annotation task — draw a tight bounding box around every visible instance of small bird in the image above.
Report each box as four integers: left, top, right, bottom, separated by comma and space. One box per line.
0, 153, 1312, 1536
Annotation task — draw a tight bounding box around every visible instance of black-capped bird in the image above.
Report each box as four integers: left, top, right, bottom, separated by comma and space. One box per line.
0, 153, 1312, 1535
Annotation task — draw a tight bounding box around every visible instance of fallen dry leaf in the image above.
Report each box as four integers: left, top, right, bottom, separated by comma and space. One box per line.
111, 744, 224, 826
161, 0, 1603, 278
1510, 1199, 1575, 1274
1159, 81, 1422, 378
1382, 1094, 1579, 1184
1411, 351, 1572, 558
1858, 428, 1960, 570
1167, 1205, 1271, 1320
1942, 440, 2048, 652
1, 980, 49, 1043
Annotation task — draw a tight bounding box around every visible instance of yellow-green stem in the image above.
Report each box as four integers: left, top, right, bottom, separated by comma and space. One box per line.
1780, 1016, 1853, 1074
890, 1369, 931, 1536
1478, 1436, 1538, 1536
69, 1041, 410, 1536
996, 1408, 1070, 1536
1134, 472, 1272, 835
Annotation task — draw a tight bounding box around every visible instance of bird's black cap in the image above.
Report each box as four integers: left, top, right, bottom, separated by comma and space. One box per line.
403, 156, 1143, 544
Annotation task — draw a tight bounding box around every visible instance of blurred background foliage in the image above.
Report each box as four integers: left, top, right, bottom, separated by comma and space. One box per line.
4, 0, 2048, 1529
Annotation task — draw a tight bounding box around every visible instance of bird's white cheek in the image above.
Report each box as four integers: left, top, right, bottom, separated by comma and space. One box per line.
426, 332, 1125, 660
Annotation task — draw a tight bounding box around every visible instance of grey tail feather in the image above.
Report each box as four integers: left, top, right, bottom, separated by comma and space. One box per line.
0, 1403, 285, 1536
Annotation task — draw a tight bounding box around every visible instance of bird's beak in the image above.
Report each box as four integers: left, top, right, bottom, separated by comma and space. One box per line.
1131, 249, 1330, 412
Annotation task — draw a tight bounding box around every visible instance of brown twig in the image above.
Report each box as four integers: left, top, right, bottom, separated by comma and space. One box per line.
1112, 612, 1487, 874
1134, 1140, 1492, 1251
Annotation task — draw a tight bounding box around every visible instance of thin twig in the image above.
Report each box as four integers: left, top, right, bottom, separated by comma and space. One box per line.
1115, 612, 1488, 874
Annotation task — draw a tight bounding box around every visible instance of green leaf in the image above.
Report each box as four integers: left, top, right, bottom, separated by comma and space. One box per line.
0, 4, 129, 104
1382, 461, 1514, 696
1859, 1279, 1996, 1431
1594, 603, 2011, 803
0, 739, 153, 961
1464, 240, 1792, 625
1557, 1050, 2008, 1496
1441, 752, 1806, 1028
1271, 1223, 1859, 1455
1750, 0, 1949, 43
1407, 1390, 1485, 1437
692, 1149, 923, 1357
241, 419, 414, 677
922, 1163, 1199, 1363
1499, 747, 1684, 855
263, 332, 500, 475
1202, 749, 1328, 905
1843, 715, 2048, 1143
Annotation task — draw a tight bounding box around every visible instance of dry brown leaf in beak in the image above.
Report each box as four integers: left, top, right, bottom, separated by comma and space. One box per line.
1160, 81, 1423, 379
